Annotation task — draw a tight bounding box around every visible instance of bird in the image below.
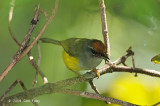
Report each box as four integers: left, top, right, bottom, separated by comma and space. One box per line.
40, 38, 109, 77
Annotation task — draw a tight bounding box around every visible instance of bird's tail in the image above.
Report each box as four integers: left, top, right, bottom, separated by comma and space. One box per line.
40, 38, 61, 45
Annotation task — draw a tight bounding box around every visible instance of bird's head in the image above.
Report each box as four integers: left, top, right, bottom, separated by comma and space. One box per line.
88, 39, 109, 62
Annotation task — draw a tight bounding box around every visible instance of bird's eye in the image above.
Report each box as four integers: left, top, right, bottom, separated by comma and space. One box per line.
91, 49, 97, 55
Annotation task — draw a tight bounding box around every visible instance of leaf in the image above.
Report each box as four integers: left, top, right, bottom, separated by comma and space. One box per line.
108, 74, 160, 106
151, 54, 160, 64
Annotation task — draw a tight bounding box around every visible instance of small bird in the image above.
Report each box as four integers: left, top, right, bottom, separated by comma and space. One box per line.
40, 38, 109, 77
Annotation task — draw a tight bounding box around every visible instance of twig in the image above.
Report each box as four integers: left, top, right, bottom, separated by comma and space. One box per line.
7, 2, 47, 85
57, 89, 139, 106
89, 80, 110, 104
110, 65, 160, 78
0, 80, 26, 101
28, 51, 48, 84
1, 0, 160, 105
33, 72, 38, 88
0, 80, 38, 106
37, 41, 41, 67
99, 0, 110, 58
127, 47, 137, 76
0, 5, 40, 83
0, 0, 59, 83
89, 80, 100, 94
152, 101, 160, 106
40, 9, 49, 21
8, 0, 21, 46
13, 0, 59, 67
18, 5, 40, 54
132, 55, 135, 69
1, 58, 160, 105
113, 47, 134, 65
33, 41, 41, 87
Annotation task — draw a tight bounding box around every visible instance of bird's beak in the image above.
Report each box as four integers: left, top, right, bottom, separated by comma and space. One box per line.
101, 53, 110, 62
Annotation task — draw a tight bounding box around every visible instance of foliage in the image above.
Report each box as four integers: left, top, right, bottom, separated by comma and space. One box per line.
151, 54, 160, 64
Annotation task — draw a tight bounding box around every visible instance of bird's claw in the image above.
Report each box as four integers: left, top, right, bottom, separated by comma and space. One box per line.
91, 68, 100, 78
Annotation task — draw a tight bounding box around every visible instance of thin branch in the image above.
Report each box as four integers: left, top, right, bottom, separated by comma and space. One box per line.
57, 89, 139, 106
0, 80, 26, 101
127, 47, 137, 76
110, 65, 160, 78
0, 73, 139, 106
1, 60, 160, 105
8, 2, 47, 85
14, 0, 59, 67
112, 47, 134, 65
40, 9, 49, 21
89, 80, 100, 94
0, 80, 38, 106
152, 101, 160, 106
8, 0, 21, 46
37, 41, 41, 67
89, 80, 110, 104
33, 41, 41, 87
28, 51, 48, 84
0, 5, 40, 83
0, 0, 59, 83
18, 5, 40, 54
99, 0, 110, 58
1, 0, 160, 105
33, 72, 38, 87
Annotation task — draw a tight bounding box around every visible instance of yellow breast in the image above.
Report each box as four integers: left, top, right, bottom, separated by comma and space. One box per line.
62, 50, 81, 71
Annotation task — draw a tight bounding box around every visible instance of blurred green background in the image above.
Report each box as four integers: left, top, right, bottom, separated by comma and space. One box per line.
0, 0, 160, 105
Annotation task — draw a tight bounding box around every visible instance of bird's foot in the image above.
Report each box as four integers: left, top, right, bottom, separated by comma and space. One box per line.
91, 68, 100, 78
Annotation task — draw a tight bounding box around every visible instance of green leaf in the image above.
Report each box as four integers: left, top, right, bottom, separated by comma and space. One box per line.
151, 54, 160, 64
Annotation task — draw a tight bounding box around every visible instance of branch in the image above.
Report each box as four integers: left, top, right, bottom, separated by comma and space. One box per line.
152, 102, 160, 106
1, 0, 160, 105
89, 80, 100, 94
28, 51, 48, 84
89, 80, 110, 104
112, 46, 134, 65
57, 89, 139, 106
99, 0, 110, 58
8, 0, 21, 46
33, 41, 42, 87
0, 0, 59, 83
8, 1, 47, 84
1, 56, 160, 105
110, 65, 160, 78
0, 71, 138, 105
18, 5, 40, 55
0, 80, 38, 106
0, 5, 40, 83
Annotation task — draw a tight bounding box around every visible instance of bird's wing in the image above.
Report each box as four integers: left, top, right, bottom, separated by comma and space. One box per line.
60, 38, 87, 57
